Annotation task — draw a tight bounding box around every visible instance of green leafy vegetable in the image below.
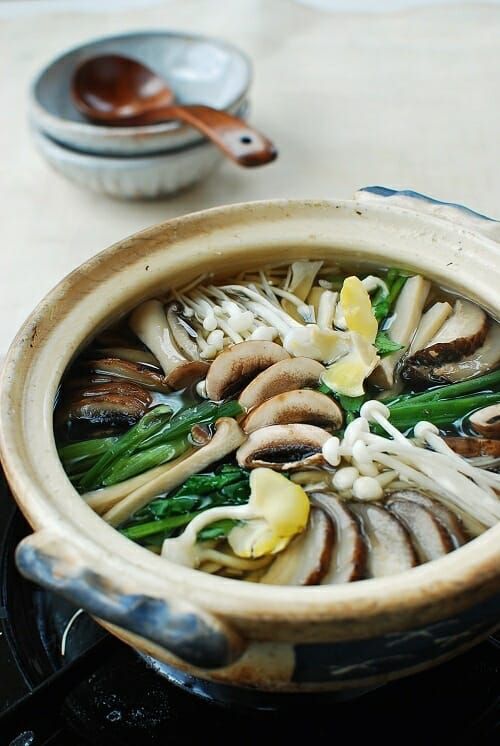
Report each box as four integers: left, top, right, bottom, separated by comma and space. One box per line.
372, 270, 408, 323
374, 331, 405, 357
197, 519, 240, 542
336, 393, 366, 423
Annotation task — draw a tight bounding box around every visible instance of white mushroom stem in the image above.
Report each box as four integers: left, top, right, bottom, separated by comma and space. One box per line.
362, 275, 389, 295
128, 300, 185, 375
317, 290, 338, 330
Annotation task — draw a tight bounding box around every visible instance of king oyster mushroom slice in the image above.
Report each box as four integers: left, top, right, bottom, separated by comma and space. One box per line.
469, 404, 500, 439
402, 300, 489, 384
260, 508, 334, 586
429, 323, 500, 383
443, 436, 500, 459
370, 276, 430, 389
238, 357, 325, 410
311, 493, 366, 583
236, 424, 330, 471
385, 497, 454, 563
205, 340, 290, 401
166, 302, 201, 361
385, 489, 468, 548
81, 358, 171, 392
242, 389, 342, 434
103, 417, 246, 527
349, 503, 418, 577
128, 299, 209, 390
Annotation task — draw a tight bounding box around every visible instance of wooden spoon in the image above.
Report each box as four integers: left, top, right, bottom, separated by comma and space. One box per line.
71, 54, 277, 167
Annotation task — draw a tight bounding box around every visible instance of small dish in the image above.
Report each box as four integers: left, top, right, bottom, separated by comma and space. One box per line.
31, 98, 248, 199
29, 30, 252, 157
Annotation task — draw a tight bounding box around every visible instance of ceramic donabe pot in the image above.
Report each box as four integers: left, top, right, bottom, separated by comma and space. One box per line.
1, 191, 500, 701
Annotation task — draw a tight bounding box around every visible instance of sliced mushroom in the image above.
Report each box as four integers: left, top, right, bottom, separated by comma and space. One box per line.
443, 436, 500, 459
56, 394, 148, 436
166, 302, 201, 361
236, 424, 330, 471
205, 341, 290, 401
408, 301, 453, 354
242, 390, 342, 433
385, 497, 454, 562
81, 358, 170, 392
386, 489, 468, 548
238, 357, 325, 410
402, 300, 489, 383
103, 417, 246, 526
311, 493, 366, 583
260, 508, 333, 585
429, 322, 500, 383
64, 380, 152, 406
470, 404, 500, 438
370, 275, 430, 389
165, 361, 210, 390
350, 503, 418, 577
281, 261, 323, 321
91, 347, 160, 367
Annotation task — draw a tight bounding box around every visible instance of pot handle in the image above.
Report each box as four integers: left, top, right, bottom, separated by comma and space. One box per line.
16, 530, 246, 670
355, 186, 500, 243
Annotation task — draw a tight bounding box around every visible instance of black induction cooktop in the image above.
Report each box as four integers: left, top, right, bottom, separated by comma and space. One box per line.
0, 472, 498, 746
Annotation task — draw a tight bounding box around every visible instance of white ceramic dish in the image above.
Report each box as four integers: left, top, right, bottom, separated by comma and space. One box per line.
31, 114, 246, 199
29, 30, 252, 156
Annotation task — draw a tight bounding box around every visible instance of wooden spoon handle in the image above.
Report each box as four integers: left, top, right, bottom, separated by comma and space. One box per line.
168, 104, 277, 167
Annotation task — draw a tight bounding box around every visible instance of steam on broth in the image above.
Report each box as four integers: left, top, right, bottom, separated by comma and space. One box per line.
55, 261, 500, 584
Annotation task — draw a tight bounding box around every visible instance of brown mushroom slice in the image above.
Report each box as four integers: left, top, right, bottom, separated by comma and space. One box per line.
408, 302, 453, 354
242, 390, 342, 433
91, 347, 160, 367
385, 489, 468, 548
103, 417, 246, 526
165, 361, 210, 390
369, 276, 430, 389
469, 404, 500, 438
166, 302, 201, 361
402, 300, 489, 383
311, 493, 366, 583
65, 381, 152, 408
350, 503, 418, 577
430, 323, 500, 383
236, 424, 330, 471
205, 341, 290, 401
385, 497, 454, 563
81, 358, 170, 392
238, 357, 325, 410
57, 394, 148, 434
260, 508, 333, 585
443, 436, 500, 459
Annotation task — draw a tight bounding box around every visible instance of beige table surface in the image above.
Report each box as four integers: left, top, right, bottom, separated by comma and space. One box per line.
1, 0, 499, 350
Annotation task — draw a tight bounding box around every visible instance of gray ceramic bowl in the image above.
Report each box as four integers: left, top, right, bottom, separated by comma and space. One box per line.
29, 30, 252, 156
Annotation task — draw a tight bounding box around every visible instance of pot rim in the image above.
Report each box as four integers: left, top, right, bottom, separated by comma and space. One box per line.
1, 198, 499, 631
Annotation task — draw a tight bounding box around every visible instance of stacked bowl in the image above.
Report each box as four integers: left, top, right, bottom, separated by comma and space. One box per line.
29, 31, 252, 199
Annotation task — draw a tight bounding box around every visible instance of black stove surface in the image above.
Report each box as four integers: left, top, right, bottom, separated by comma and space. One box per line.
0, 474, 498, 746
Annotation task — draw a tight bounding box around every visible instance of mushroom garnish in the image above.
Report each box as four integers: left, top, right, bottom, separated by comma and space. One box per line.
469, 404, 500, 439
429, 322, 500, 383
280, 260, 323, 321
385, 489, 468, 548
205, 340, 290, 401
402, 300, 489, 384
82, 358, 171, 392
349, 503, 417, 577
408, 301, 453, 354
385, 497, 454, 562
242, 390, 343, 433
92, 347, 160, 367
311, 493, 366, 583
102, 417, 246, 526
162, 468, 310, 569
283, 325, 350, 362
260, 508, 333, 585
443, 437, 500, 459
129, 300, 209, 389
238, 357, 325, 410
236, 424, 331, 471
57, 392, 151, 435
370, 275, 430, 389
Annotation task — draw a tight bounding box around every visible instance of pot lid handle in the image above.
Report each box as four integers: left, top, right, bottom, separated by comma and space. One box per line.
354, 186, 500, 243
15, 529, 246, 670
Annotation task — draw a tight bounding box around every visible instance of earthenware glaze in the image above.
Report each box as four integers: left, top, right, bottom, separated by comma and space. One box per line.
1, 191, 499, 697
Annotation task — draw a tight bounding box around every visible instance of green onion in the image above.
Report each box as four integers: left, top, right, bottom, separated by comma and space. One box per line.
102, 437, 189, 486
384, 369, 500, 408
379, 391, 500, 432
120, 511, 200, 541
